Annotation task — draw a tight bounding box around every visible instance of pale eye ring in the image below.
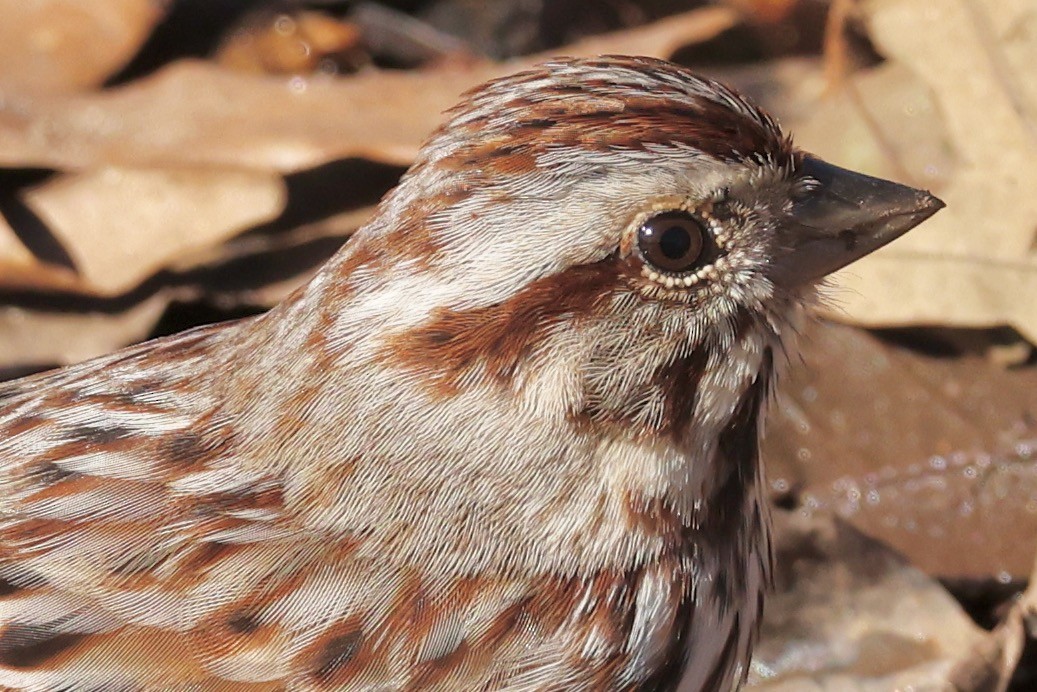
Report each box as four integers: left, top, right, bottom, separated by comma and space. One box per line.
637, 211, 707, 274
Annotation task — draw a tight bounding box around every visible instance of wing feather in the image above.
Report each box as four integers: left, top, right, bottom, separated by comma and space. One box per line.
0, 323, 698, 690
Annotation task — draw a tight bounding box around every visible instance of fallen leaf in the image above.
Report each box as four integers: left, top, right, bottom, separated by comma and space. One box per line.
948, 550, 1037, 691
0, 0, 167, 94
21, 167, 287, 296
0, 7, 737, 174
172, 205, 378, 309
0, 216, 35, 274
216, 9, 367, 75
748, 510, 986, 689
0, 214, 82, 291
764, 320, 1037, 580
802, 0, 1037, 341
0, 293, 170, 371
549, 6, 738, 58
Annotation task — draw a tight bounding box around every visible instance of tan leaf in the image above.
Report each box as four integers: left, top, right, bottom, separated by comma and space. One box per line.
0, 293, 170, 370
0, 7, 737, 174
0, 0, 167, 94
0, 216, 35, 273
804, 0, 1037, 341
948, 551, 1037, 691
748, 511, 985, 689
0, 214, 81, 291
21, 167, 287, 295
552, 6, 738, 58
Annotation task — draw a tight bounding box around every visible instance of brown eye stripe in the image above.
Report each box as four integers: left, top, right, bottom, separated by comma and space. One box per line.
385, 260, 624, 396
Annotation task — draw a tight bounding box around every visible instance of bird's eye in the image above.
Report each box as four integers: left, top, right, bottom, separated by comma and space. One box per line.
637, 212, 707, 274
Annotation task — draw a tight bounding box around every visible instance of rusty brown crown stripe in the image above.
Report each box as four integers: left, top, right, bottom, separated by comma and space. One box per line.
441, 58, 791, 168
445, 99, 788, 171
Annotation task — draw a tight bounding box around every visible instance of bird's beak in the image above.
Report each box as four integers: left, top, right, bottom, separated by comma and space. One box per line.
771, 156, 945, 288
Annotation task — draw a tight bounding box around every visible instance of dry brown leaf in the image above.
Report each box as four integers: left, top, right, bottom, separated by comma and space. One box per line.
172, 205, 378, 308
216, 9, 366, 75
20, 167, 287, 296
0, 0, 167, 94
802, 0, 1037, 341
0, 217, 35, 275
948, 551, 1037, 691
765, 320, 1037, 580
550, 6, 738, 58
0, 6, 736, 174
0, 215, 81, 291
0, 293, 170, 371
796, 61, 954, 191
748, 510, 985, 689
723, 0, 801, 25
0, 59, 456, 173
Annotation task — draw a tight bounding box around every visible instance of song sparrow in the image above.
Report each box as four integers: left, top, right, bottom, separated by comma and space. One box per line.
0, 56, 941, 691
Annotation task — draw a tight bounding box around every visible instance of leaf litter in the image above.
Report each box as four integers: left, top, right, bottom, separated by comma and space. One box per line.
0, 0, 1034, 688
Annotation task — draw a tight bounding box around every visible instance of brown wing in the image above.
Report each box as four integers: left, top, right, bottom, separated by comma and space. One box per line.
0, 326, 694, 690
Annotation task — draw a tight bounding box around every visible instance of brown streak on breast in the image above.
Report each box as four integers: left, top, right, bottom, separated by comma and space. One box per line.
272, 382, 328, 442
159, 425, 235, 474
393, 577, 488, 685
21, 473, 116, 504
654, 347, 711, 439
66, 388, 172, 416
67, 422, 131, 446
476, 592, 535, 652
173, 541, 249, 583
0, 623, 87, 669
302, 618, 367, 688
119, 375, 169, 398
379, 571, 426, 635
0, 519, 70, 557
0, 578, 20, 598
386, 260, 622, 396
33, 432, 141, 466
190, 579, 307, 668
409, 641, 472, 689
28, 461, 77, 485
624, 492, 684, 554
196, 481, 284, 516
3, 412, 48, 438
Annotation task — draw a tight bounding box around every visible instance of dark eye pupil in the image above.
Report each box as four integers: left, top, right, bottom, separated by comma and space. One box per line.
659, 225, 692, 260
637, 212, 706, 274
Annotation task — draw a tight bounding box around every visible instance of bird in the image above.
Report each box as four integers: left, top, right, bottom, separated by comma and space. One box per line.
0, 56, 942, 691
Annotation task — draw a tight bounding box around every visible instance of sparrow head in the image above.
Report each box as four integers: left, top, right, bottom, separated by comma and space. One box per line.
296, 56, 943, 443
